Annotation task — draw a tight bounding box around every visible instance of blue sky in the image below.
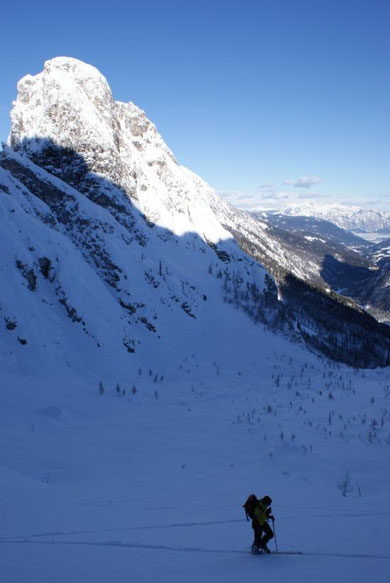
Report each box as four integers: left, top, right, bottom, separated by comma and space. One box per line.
1, 0, 389, 210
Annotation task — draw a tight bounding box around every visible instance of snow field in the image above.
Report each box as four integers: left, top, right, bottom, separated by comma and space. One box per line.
1, 339, 389, 583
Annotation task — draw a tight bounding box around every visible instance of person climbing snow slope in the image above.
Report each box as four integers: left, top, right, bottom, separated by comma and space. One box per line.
243, 494, 275, 554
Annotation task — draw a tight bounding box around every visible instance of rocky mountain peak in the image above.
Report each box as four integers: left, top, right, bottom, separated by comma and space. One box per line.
8, 56, 230, 244
9, 57, 124, 194
10, 57, 115, 151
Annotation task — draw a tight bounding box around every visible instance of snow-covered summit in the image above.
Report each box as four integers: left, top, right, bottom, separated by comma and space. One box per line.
9, 56, 231, 244
9, 57, 116, 160
280, 201, 390, 234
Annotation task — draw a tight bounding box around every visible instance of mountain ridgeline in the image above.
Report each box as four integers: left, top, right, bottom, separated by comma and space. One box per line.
1, 57, 389, 372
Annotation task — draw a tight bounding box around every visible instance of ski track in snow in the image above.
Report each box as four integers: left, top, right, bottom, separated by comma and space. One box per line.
1, 538, 389, 561
0, 519, 244, 540
2, 508, 389, 542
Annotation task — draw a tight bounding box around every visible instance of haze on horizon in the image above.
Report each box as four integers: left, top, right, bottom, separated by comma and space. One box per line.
1, 0, 389, 212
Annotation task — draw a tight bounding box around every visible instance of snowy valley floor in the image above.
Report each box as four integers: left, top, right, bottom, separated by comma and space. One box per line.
1, 344, 390, 583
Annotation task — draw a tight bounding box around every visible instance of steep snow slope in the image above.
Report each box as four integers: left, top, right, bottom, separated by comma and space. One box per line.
0, 146, 270, 378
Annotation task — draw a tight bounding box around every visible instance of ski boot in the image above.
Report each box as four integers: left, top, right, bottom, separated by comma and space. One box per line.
260, 543, 271, 554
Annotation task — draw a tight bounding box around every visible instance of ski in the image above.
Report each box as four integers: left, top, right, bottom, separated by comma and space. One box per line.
252, 549, 303, 556
274, 551, 303, 555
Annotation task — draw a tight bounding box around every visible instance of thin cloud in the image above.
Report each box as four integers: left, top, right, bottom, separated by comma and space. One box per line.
283, 176, 324, 189
219, 187, 335, 212
219, 188, 293, 211
237, 193, 256, 201
218, 190, 260, 210
218, 182, 388, 213
258, 183, 278, 195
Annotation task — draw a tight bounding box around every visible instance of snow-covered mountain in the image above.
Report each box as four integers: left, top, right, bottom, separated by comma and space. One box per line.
8, 57, 230, 244
1, 56, 390, 382
280, 202, 390, 235
1, 58, 273, 380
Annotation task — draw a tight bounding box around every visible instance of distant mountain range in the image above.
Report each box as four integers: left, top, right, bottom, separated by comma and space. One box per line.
277, 202, 390, 234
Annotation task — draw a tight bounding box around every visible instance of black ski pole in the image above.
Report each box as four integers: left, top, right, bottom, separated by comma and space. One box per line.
272, 518, 278, 551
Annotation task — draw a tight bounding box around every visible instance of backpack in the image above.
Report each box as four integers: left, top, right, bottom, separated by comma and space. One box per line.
242, 494, 258, 521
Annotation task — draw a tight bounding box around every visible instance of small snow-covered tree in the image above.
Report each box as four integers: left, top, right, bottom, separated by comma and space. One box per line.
338, 471, 353, 497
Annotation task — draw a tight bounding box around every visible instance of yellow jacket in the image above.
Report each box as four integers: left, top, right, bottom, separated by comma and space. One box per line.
254, 500, 270, 525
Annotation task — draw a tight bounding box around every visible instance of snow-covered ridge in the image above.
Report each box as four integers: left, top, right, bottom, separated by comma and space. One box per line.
8, 58, 320, 293
1, 57, 280, 378
8, 57, 354, 291
9, 57, 230, 244
280, 202, 390, 234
